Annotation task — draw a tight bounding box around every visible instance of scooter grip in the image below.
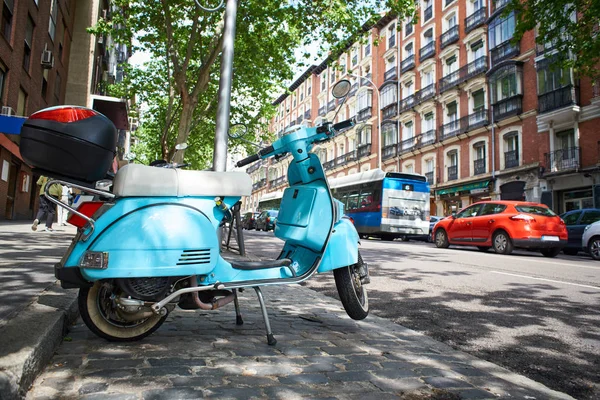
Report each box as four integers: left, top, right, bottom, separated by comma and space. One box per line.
332, 118, 355, 132
236, 154, 260, 168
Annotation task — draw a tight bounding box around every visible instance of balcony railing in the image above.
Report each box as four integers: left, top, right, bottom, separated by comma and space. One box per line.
545, 147, 580, 173
357, 107, 372, 121
399, 136, 418, 154
247, 162, 262, 174
304, 110, 311, 119
424, 5, 433, 22
318, 106, 326, 116
490, 40, 520, 66
447, 165, 458, 181
474, 158, 486, 175
252, 178, 267, 191
357, 143, 372, 159
420, 129, 436, 147
425, 171, 434, 184
399, 94, 415, 113
468, 109, 489, 130
536, 40, 558, 56
504, 150, 519, 169
493, 95, 522, 121
416, 83, 436, 105
335, 150, 358, 167
465, 7, 486, 33
382, 103, 398, 120
400, 55, 415, 73
384, 67, 397, 81
382, 144, 398, 160
269, 176, 286, 188
440, 25, 459, 49
328, 99, 336, 112
538, 85, 578, 114
440, 56, 487, 93
419, 41, 436, 62
494, 0, 509, 12
441, 118, 463, 140
323, 160, 336, 170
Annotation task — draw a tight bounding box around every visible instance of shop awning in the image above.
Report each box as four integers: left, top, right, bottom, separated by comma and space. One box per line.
436, 180, 491, 196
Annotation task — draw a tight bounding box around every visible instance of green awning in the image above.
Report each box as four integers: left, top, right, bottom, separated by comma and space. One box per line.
436, 180, 491, 196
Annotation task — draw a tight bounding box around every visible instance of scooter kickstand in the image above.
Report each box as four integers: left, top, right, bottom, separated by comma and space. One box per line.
253, 287, 277, 346
233, 289, 243, 325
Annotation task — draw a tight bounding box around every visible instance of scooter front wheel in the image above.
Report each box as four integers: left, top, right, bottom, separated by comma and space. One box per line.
333, 251, 369, 320
79, 281, 168, 342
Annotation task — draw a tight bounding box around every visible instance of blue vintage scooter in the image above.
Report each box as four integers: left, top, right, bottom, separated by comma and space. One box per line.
48, 80, 369, 344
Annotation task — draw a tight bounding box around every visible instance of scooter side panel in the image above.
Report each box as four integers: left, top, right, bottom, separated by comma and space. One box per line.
318, 218, 359, 273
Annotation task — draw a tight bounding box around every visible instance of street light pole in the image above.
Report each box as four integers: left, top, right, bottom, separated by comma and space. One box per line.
349, 73, 382, 170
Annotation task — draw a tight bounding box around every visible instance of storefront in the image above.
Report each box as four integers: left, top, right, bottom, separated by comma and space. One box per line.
435, 180, 492, 216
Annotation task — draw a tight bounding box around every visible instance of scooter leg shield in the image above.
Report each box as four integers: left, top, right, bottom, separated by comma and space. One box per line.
318, 218, 360, 273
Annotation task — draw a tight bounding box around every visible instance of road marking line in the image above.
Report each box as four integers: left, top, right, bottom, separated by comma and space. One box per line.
490, 271, 600, 290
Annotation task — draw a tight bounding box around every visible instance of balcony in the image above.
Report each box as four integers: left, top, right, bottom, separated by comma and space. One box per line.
335, 150, 358, 167
382, 144, 398, 160
323, 160, 336, 170
328, 99, 336, 112
424, 5, 433, 22
318, 106, 326, 116
473, 158, 486, 175
538, 85, 578, 114
544, 147, 580, 173
357, 107, 372, 121
440, 56, 487, 93
504, 150, 519, 169
493, 95, 522, 121
399, 95, 416, 113
465, 7, 486, 33
252, 178, 267, 191
420, 129, 436, 147
400, 55, 415, 73
269, 176, 286, 188
357, 143, 372, 159
384, 67, 397, 81
468, 109, 489, 130
304, 110, 311, 119
399, 136, 418, 154
382, 103, 398, 120
440, 25, 459, 49
247, 162, 262, 174
494, 0, 509, 12
490, 40, 520, 66
415, 83, 436, 105
441, 118, 464, 140
425, 171, 434, 184
447, 165, 458, 181
419, 41, 436, 62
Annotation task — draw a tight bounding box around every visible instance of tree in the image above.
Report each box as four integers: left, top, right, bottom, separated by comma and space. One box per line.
93, 0, 416, 168
507, 0, 600, 81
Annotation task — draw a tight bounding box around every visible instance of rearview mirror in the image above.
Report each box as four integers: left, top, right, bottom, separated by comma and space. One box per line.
228, 123, 248, 139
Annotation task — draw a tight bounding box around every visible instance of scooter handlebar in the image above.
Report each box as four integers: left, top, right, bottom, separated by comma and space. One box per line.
236, 154, 260, 168
332, 118, 355, 132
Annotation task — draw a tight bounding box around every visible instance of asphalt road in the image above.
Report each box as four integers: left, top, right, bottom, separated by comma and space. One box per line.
241, 228, 600, 400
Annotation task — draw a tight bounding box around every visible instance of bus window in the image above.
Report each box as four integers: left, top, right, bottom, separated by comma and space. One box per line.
347, 191, 360, 210
341, 192, 349, 207
359, 190, 373, 208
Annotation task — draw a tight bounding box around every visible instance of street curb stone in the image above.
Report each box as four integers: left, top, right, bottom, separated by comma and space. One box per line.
0, 282, 79, 400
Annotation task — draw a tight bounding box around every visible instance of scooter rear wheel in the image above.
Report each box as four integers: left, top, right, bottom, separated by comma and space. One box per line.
333, 251, 369, 320
79, 281, 168, 342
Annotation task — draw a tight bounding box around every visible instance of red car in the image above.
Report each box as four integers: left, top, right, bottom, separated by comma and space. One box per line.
433, 201, 567, 257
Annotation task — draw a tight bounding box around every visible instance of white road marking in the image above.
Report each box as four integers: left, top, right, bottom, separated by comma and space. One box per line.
490, 271, 600, 290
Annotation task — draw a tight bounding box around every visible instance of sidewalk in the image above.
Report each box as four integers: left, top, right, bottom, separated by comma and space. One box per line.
1, 222, 574, 399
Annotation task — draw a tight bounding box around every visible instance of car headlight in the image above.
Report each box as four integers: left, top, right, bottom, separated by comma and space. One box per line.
585, 225, 591, 232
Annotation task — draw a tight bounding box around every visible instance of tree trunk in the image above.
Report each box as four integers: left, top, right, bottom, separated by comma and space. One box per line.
171, 101, 195, 164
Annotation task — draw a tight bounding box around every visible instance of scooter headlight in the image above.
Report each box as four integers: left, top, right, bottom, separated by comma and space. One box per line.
80, 251, 109, 269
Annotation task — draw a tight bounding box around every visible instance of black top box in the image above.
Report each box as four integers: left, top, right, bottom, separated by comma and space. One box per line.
19, 106, 118, 183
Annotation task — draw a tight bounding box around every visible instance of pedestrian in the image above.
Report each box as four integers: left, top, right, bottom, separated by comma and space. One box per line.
31, 176, 62, 232
57, 185, 72, 226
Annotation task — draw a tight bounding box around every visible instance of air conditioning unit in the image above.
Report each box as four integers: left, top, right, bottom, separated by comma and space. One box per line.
41, 50, 54, 69
97, 36, 104, 45
1, 106, 15, 116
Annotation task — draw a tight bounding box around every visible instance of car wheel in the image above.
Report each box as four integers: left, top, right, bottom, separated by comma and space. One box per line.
492, 231, 513, 255
541, 248, 561, 258
477, 246, 490, 252
380, 234, 395, 241
401, 236, 410, 242
562, 248, 579, 256
359, 234, 369, 240
588, 236, 600, 260
435, 229, 449, 248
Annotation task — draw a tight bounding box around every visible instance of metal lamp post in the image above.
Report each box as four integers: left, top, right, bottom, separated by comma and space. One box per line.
348, 73, 382, 169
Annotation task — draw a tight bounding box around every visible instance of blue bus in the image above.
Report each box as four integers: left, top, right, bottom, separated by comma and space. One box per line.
329, 169, 430, 241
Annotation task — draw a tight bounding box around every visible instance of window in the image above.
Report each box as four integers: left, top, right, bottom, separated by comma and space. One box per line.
471, 40, 485, 61
515, 205, 556, 217
490, 64, 521, 103
581, 211, 600, 225
423, 0, 433, 22
388, 24, 396, 48
424, 28, 434, 44
351, 47, 359, 66
54, 72, 61, 101
537, 63, 571, 95
2, 0, 13, 41
446, 13, 457, 29
330, 70, 336, 83
321, 73, 326, 91
480, 203, 507, 216
424, 112, 434, 131
456, 204, 481, 218
357, 89, 372, 110
556, 129, 575, 150
405, 42, 414, 57
405, 164, 414, 174
446, 54, 458, 75
17, 87, 27, 116
405, 20, 414, 36
358, 125, 372, 144
347, 191, 360, 210
381, 84, 397, 108
489, 12, 515, 49
364, 39, 371, 57
382, 124, 397, 146
474, 142, 486, 160
386, 55, 395, 70
0, 63, 6, 106
422, 69, 434, 87
425, 158, 434, 173
472, 89, 485, 111
447, 101, 458, 121
404, 121, 414, 139
562, 211, 582, 225
41, 69, 48, 99
404, 80, 414, 97
49, 0, 58, 40
359, 190, 373, 208
448, 150, 458, 166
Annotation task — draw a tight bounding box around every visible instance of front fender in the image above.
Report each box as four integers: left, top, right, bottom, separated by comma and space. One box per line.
318, 217, 359, 273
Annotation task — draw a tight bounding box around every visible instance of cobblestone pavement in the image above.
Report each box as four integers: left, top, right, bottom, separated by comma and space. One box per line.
27, 284, 572, 399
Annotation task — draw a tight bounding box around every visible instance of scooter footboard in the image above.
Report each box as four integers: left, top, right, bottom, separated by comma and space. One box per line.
318, 218, 359, 273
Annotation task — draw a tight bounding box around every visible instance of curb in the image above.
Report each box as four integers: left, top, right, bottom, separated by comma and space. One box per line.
0, 282, 79, 400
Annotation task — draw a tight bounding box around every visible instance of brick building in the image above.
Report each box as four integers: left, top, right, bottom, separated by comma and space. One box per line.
245, 0, 600, 216
0, 0, 131, 220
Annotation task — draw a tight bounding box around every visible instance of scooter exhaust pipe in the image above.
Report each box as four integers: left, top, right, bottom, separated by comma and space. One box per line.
190, 277, 235, 310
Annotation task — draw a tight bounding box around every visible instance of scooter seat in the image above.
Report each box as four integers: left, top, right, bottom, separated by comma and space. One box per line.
113, 164, 252, 197
230, 258, 294, 274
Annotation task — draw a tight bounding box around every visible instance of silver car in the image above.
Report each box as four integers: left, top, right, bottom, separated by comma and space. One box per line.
582, 220, 600, 260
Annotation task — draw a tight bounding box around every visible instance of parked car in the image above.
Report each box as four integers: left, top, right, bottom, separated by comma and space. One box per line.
582, 220, 600, 260
559, 209, 600, 255
428, 216, 442, 242
432, 201, 567, 257
241, 212, 260, 230
255, 210, 279, 231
